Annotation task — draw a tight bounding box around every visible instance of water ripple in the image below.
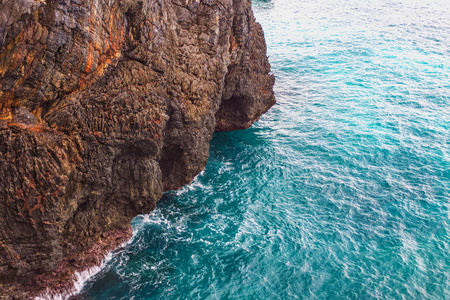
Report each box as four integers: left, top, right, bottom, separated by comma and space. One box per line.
82, 0, 450, 299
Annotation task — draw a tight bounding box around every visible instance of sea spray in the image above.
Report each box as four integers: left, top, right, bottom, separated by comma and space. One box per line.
35, 231, 139, 300
35, 257, 111, 300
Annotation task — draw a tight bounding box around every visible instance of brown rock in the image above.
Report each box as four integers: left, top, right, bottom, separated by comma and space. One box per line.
0, 0, 275, 298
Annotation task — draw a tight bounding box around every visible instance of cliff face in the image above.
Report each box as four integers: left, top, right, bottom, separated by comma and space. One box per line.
0, 0, 274, 297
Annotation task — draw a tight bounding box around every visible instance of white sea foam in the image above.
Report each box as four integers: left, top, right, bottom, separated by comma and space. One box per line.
34, 231, 137, 300
34, 257, 109, 300
174, 169, 209, 196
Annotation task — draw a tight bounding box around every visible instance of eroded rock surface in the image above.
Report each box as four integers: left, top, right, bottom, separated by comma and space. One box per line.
0, 0, 274, 297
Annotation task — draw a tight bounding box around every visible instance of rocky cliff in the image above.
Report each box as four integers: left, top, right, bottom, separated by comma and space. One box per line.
0, 0, 275, 298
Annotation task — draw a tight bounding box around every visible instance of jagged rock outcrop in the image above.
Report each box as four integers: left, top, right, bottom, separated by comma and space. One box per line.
0, 0, 275, 298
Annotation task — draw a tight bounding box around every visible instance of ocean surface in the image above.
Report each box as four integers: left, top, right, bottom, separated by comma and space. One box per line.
80, 0, 450, 299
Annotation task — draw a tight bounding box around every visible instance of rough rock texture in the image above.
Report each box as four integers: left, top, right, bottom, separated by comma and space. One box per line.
0, 0, 275, 298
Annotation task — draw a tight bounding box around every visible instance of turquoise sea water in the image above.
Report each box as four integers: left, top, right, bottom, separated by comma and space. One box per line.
82, 0, 450, 299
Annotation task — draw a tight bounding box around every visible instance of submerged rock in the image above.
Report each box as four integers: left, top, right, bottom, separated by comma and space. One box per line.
0, 0, 274, 297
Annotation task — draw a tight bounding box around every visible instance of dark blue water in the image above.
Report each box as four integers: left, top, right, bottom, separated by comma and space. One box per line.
81, 0, 450, 298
